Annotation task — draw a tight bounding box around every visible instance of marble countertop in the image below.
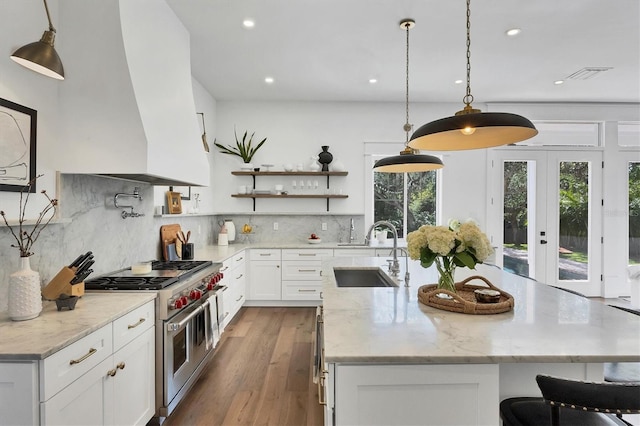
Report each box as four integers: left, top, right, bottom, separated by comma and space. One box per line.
0, 293, 156, 360
321, 257, 640, 364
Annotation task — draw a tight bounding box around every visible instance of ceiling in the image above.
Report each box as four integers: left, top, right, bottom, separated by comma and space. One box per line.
166, 0, 640, 104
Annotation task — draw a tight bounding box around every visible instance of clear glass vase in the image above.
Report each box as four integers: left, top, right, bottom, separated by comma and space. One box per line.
435, 257, 457, 294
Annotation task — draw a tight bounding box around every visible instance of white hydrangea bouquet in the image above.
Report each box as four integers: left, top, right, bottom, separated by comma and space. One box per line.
407, 219, 493, 293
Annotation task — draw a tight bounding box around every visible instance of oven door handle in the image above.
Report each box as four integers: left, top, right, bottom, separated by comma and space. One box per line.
167, 305, 203, 332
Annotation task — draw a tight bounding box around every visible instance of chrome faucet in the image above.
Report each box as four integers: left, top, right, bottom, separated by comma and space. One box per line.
349, 218, 356, 242
365, 221, 400, 276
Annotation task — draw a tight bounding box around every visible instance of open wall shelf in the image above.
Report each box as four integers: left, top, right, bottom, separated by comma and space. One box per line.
231, 170, 348, 211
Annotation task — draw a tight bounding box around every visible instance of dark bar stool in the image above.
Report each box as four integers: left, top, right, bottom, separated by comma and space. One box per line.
500, 374, 640, 425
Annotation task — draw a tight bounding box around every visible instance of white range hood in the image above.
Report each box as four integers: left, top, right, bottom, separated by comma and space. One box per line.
56, 0, 209, 187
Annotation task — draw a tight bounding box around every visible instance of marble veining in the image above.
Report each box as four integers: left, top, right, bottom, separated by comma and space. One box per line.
321, 257, 640, 364
0, 293, 156, 360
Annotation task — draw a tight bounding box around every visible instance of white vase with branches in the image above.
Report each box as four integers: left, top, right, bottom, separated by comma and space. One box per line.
1, 175, 58, 321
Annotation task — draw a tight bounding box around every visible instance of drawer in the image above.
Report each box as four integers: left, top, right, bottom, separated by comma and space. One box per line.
41, 324, 112, 401
231, 260, 246, 282
250, 249, 281, 261
282, 262, 322, 281
282, 249, 333, 261
113, 300, 154, 351
220, 250, 246, 273
231, 250, 246, 266
282, 282, 322, 300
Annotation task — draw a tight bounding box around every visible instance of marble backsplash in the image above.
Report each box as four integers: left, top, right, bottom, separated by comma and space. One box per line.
0, 173, 363, 311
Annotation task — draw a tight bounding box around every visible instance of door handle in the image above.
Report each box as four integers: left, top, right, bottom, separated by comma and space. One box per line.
540, 240, 547, 244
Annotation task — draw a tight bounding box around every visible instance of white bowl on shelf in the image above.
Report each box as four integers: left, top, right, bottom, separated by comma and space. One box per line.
307, 238, 322, 244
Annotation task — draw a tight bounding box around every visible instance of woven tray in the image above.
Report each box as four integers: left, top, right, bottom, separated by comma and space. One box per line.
418, 275, 515, 315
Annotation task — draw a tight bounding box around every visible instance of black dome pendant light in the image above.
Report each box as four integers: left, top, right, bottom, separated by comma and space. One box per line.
408, 0, 537, 151
373, 19, 443, 173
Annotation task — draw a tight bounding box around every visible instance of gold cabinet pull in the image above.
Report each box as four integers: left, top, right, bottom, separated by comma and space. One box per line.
117, 362, 126, 370
69, 348, 97, 365
127, 318, 145, 329
236, 273, 244, 279
107, 368, 117, 377
235, 295, 243, 302
298, 289, 316, 293
298, 269, 317, 272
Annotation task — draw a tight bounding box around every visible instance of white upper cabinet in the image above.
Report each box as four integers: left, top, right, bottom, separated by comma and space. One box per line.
57, 0, 209, 187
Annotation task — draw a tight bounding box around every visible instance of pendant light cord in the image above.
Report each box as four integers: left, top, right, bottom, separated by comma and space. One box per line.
43, 0, 56, 33
463, 0, 473, 108
403, 21, 412, 145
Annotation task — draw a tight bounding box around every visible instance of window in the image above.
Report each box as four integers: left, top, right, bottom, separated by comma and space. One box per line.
373, 170, 437, 238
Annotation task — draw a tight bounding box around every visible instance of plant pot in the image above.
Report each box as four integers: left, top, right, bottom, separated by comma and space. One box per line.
241, 162, 253, 170
8, 257, 42, 321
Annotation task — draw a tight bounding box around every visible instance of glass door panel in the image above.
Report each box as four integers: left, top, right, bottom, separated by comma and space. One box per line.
503, 161, 532, 277
558, 161, 590, 281
630, 162, 640, 266
490, 150, 602, 296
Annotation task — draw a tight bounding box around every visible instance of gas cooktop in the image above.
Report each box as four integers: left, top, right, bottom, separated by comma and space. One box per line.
85, 260, 213, 290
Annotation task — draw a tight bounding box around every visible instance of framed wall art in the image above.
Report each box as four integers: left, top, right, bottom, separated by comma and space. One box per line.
166, 191, 183, 214
0, 98, 37, 192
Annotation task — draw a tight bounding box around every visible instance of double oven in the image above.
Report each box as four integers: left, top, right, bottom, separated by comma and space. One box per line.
86, 260, 225, 419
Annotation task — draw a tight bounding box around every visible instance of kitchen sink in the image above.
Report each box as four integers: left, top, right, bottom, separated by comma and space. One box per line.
333, 267, 397, 287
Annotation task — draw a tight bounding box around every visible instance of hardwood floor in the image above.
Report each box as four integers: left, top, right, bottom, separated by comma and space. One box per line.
163, 307, 323, 426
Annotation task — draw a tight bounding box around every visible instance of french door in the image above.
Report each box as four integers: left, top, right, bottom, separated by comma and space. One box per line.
488, 149, 603, 296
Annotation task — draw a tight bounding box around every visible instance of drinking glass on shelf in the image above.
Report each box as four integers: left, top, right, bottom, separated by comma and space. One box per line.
292, 180, 297, 192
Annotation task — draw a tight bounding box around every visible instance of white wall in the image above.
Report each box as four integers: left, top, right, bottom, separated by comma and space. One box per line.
211, 100, 489, 227
0, 0, 59, 217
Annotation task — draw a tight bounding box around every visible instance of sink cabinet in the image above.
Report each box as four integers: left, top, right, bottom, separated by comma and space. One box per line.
231, 171, 348, 211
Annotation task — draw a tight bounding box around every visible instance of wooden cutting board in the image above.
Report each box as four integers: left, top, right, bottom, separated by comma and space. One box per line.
160, 224, 182, 261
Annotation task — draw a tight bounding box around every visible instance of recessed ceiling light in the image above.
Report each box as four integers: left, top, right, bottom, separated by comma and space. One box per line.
554, 80, 564, 85
243, 19, 255, 28
264, 77, 274, 84
369, 78, 378, 84
454, 79, 463, 84
505, 28, 521, 37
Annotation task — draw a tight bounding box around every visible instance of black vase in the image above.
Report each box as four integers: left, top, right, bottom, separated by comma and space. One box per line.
318, 146, 333, 171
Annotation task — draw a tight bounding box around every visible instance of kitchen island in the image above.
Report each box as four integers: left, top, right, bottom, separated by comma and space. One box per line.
320, 257, 640, 425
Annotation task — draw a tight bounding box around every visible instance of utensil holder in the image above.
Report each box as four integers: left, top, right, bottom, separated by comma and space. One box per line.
182, 243, 194, 260
42, 266, 85, 300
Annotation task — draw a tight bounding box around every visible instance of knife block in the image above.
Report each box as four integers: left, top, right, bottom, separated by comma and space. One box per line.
42, 266, 85, 300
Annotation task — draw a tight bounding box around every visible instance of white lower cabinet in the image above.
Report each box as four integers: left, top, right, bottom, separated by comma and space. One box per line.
0, 362, 39, 425
247, 249, 282, 301
0, 300, 156, 426
41, 326, 154, 425
220, 250, 247, 328
332, 364, 499, 426
281, 249, 333, 301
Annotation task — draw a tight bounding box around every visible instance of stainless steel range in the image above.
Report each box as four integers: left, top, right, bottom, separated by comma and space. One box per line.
85, 260, 225, 419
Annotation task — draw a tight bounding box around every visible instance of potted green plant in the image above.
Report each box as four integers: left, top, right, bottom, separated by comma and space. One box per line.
214, 129, 267, 170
